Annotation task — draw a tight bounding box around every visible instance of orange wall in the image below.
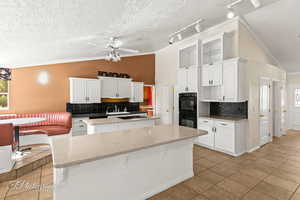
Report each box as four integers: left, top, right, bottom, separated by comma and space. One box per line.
2, 54, 155, 114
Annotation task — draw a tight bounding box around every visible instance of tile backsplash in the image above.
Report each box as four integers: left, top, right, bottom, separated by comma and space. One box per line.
210, 102, 248, 118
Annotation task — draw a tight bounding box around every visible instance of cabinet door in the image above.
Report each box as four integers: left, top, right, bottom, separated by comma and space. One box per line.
222, 61, 237, 102
117, 79, 131, 98
197, 119, 214, 148
86, 79, 101, 103
69, 78, 87, 103
214, 121, 235, 153
177, 68, 188, 92
201, 65, 211, 86
211, 63, 223, 86
101, 78, 118, 98
187, 67, 198, 92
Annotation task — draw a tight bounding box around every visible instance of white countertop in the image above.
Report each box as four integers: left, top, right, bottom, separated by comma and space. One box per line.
83, 116, 160, 126
51, 125, 207, 168
199, 115, 247, 122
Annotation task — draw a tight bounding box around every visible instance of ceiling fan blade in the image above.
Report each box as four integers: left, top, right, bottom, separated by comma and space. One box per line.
118, 48, 139, 54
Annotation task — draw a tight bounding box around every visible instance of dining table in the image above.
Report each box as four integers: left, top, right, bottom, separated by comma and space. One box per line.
0, 117, 46, 154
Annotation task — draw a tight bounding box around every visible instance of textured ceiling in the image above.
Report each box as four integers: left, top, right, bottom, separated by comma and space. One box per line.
0, 0, 279, 68
244, 0, 300, 72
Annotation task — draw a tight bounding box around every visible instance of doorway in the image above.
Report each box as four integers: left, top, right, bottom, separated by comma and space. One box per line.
155, 85, 174, 125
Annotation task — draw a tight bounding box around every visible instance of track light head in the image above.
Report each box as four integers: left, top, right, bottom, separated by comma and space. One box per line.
177, 33, 182, 41
195, 23, 202, 33
227, 8, 235, 19
250, 0, 261, 8
169, 37, 174, 45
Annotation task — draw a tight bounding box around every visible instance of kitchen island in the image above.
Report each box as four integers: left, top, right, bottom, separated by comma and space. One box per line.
83, 115, 159, 134
51, 125, 207, 200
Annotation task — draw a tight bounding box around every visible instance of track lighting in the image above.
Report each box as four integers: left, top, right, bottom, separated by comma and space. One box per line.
177, 33, 182, 41
169, 37, 174, 45
195, 23, 202, 33
250, 0, 261, 8
227, 8, 235, 19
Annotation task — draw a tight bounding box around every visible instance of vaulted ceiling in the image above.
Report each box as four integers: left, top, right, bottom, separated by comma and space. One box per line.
1, 0, 295, 71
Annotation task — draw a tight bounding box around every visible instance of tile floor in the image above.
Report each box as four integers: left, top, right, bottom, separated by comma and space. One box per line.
1, 130, 300, 200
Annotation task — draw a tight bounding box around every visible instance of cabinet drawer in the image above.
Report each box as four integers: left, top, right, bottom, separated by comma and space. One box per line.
198, 118, 213, 126
215, 121, 234, 129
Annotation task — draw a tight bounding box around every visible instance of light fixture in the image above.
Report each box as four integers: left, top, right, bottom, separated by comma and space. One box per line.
250, 0, 261, 8
37, 71, 49, 85
105, 49, 121, 62
195, 23, 202, 33
0, 68, 11, 80
177, 33, 182, 41
227, 8, 236, 19
169, 37, 175, 45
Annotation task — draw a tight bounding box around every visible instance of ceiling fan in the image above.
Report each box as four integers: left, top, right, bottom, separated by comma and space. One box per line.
105, 37, 139, 62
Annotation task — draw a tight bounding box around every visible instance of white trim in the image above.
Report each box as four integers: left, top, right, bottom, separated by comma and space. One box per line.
238, 17, 282, 68
247, 146, 260, 153
10, 52, 155, 69
287, 72, 300, 75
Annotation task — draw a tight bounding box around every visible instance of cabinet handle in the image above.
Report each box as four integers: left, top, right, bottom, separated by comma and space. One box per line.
211, 80, 213, 85
223, 96, 225, 101
203, 121, 208, 123
79, 125, 84, 128
185, 87, 188, 91
220, 123, 228, 126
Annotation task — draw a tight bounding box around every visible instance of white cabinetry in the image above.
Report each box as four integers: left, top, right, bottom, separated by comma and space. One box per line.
177, 67, 199, 92
200, 58, 247, 102
201, 62, 223, 86
72, 117, 88, 136
99, 77, 132, 98
130, 82, 144, 102
69, 78, 101, 103
196, 117, 247, 156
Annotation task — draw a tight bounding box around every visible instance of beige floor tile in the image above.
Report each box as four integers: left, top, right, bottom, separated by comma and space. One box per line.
192, 194, 209, 200
242, 190, 276, 200
165, 184, 198, 200
264, 175, 299, 192
210, 164, 239, 177
202, 186, 239, 200
5, 190, 39, 200
229, 172, 261, 188
239, 166, 269, 180
197, 170, 225, 185
194, 158, 218, 169
183, 176, 214, 193
252, 181, 294, 200
291, 193, 300, 200
0, 182, 9, 198
271, 169, 300, 184
147, 190, 171, 200
217, 179, 250, 197
205, 153, 231, 163
39, 189, 53, 200
41, 163, 53, 177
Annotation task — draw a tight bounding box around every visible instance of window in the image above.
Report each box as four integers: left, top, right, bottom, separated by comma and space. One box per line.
295, 88, 300, 107
0, 80, 8, 109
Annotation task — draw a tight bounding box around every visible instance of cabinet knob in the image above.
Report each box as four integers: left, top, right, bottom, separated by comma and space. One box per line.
185, 87, 189, 91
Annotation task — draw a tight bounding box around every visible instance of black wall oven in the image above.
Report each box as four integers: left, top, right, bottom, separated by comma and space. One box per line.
179, 93, 197, 128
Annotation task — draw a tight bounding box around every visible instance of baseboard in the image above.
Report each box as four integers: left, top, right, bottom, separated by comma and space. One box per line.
247, 146, 260, 153
141, 171, 194, 200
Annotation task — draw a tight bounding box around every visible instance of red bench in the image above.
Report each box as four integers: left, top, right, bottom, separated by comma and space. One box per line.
0, 112, 72, 137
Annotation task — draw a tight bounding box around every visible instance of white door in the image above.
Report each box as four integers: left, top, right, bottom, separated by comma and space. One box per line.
222, 61, 237, 102
214, 121, 235, 153
201, 65, 211, 86
69, 78, 87, 103
187, 67, 198, 92
86, 79, 101, 103
260, 79, 272, 146
117, 79, 131, 98
211, 63, 223, 86
101, 78, 118, 98
155, 86, 173, 125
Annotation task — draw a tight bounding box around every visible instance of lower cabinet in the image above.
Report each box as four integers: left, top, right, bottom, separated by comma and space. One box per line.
72, 117, 88, 136
196, 117, 247, 156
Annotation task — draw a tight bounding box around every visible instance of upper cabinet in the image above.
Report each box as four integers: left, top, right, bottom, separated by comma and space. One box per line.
177, 66, 199, 93
201, 62, 223, 86
99, 77, 132, 98
130, 82, 144, 103
179, 43, 200, 69
69, 78, 101, 104
201, 32, 233, 66
200, 58, 248, 102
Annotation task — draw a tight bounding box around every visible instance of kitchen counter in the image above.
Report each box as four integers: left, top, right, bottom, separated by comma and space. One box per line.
51, 125, 206, 168
71, 111, 147, 118
52, 125, 206, 200
199, 115, 247, 122
83, 115, 159, 125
